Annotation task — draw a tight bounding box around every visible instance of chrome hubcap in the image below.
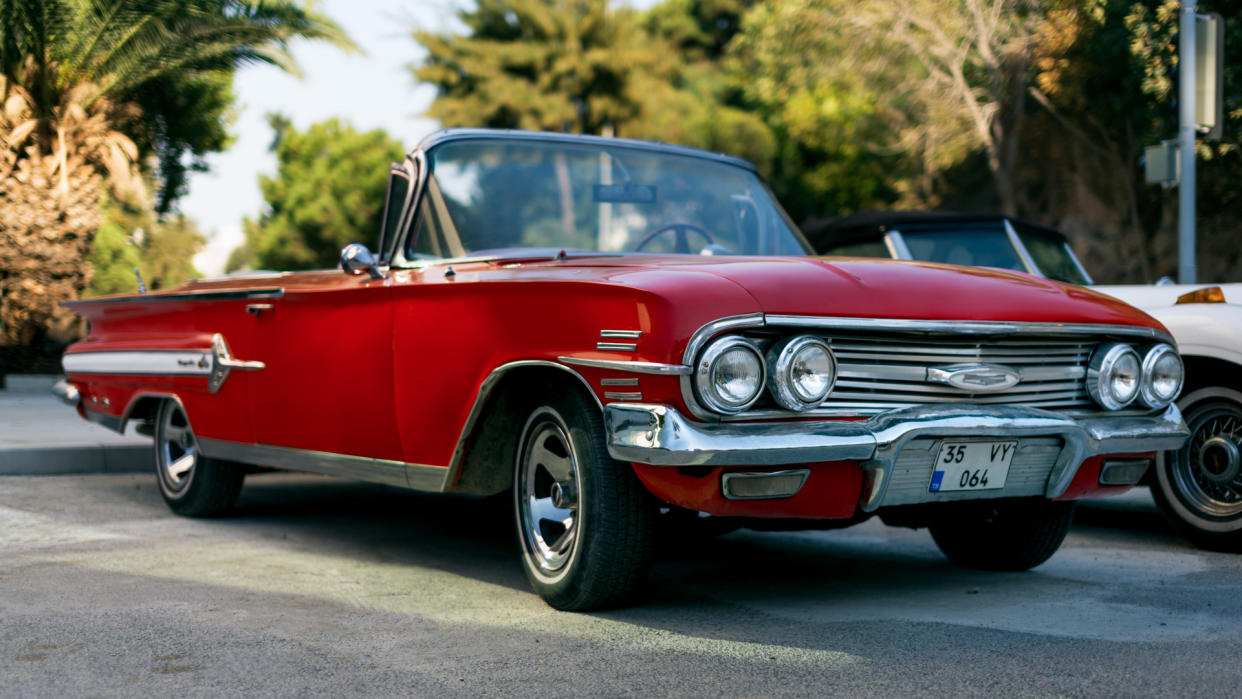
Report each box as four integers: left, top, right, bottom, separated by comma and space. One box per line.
157, 403, 197, 492
1174, 409, 1242, 518
517, 414, 580, 576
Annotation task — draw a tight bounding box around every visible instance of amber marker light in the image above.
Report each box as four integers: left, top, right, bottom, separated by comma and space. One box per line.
1175, 286, 1226, 305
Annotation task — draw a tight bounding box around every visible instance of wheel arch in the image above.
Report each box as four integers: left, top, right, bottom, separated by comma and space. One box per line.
1181, 355, 1242, 397
445, 361, 602, 496
119, 392, 187, 434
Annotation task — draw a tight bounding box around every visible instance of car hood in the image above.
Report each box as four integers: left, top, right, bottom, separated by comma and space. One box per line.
553, 255, 1163, 329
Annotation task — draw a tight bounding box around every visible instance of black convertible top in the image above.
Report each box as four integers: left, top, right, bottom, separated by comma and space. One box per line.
801, 210, 1069, 253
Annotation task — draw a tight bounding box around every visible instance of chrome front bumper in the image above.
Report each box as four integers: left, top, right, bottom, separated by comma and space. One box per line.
604, 403, 1189, 510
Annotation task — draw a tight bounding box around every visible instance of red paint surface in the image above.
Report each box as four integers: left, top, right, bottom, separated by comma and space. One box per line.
62, 254, 1169, 507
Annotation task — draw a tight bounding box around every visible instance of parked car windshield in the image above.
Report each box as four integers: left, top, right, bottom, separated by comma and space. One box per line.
406, 138, 811, 260
899, 226, 1090, 286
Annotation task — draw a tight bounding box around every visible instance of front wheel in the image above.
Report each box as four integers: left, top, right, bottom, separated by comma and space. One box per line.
154, 399, 244, 517
514, 388, 655, 610
928, 499, 1075, 571
1151, 387, 1242, 551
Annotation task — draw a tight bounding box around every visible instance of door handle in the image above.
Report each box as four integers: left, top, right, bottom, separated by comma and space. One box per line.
246, 303, 274, 315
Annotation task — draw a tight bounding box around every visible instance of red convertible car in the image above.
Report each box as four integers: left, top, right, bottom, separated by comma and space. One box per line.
57, 130, 1188, 610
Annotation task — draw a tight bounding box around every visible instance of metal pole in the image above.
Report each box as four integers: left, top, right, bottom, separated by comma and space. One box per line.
1178, 1, 1197, 284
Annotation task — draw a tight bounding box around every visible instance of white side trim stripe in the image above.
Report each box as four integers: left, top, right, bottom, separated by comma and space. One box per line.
63, 350, 213, 376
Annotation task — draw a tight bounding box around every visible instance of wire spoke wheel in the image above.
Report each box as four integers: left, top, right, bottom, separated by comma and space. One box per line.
1153, 387, 1242, 551
1173, 411, 1242, 518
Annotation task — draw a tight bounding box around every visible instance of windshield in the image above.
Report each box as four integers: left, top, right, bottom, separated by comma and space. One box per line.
900, 228, 1027, 272
1011, 223, 1092, 285
405, 139, 810, 260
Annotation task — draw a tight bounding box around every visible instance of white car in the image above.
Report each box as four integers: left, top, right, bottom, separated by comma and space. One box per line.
805, 212, 1242, 551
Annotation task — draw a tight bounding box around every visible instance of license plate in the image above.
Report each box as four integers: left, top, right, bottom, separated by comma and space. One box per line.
930, 441, 1017, 492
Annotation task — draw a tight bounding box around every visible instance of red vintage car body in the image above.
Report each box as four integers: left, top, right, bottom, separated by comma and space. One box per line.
56, 129, 1190, 608
64, 253, 1172, 514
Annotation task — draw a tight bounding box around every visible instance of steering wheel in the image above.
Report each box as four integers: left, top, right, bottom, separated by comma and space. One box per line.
633, 223, 715, 254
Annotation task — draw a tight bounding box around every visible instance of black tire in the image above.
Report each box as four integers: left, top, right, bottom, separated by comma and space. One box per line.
1151, 387, 1242, 552
929, 499, 1076, 571
153, 399, 244, 517
513, 385, 655, 611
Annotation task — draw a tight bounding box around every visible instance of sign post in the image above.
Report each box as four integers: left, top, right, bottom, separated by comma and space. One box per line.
1178, 1, 1197, 284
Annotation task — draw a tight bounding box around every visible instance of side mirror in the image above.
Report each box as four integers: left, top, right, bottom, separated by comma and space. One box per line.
340, 243, 386, 280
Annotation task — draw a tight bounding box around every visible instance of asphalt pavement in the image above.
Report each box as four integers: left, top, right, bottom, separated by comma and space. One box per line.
1, 472, 1240, 696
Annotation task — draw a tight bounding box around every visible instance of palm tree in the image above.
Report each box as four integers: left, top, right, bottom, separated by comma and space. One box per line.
0, 0, 355, 346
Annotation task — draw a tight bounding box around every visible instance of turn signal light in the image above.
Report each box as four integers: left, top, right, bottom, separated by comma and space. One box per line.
1175, 286, 1226, 305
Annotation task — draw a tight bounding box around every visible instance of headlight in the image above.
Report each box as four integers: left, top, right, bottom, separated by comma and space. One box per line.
694, 335, 764, 414
766, 335, 837, 411
1087, 343, 1141, 410
1139, 344, 1183, 408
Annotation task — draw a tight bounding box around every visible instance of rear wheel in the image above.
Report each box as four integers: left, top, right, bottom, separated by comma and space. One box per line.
154, 400, 244, 517
929, 499, 1075, 571
1151, 387, 1242, 551
514, 387, 654, 610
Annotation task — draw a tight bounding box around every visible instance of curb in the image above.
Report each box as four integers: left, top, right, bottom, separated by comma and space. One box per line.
0, 445, 151, 475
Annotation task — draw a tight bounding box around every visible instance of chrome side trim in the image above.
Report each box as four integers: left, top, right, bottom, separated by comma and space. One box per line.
596, 342, 638, 352
600, 330, 643, 339
197, 438, 446, 491
65, 287, 284, 306
558, 356, 691, 376
52, 380, 80, 406
600, 378, 639, 387
604, 391, 643, 401
64, 334, 264, 395
63, 349, 213, 377
763, 315, 1175, 343
604, 403, 1189, 511
208, 334, 265, 393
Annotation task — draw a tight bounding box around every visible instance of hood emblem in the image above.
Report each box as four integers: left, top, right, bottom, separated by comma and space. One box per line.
927, 364, 1021, 393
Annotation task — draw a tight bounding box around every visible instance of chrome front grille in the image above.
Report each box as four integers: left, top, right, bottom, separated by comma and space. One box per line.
823, 334, 1093, 411
733, 330, 1098, 416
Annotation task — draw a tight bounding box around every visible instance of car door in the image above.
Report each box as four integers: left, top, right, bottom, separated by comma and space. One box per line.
245, 278, 403, 463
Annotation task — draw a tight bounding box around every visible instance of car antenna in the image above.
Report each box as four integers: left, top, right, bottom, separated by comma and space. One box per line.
134, 267, 147, 295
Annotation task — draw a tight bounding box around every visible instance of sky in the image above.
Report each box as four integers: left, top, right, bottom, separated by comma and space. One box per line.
182, 0, 446, 275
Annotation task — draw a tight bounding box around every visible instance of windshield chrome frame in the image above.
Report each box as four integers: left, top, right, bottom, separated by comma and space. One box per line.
386, 129, 809, 268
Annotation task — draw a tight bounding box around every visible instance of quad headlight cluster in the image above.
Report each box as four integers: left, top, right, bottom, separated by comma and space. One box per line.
1087, 342, 1183, 410
694, 334, 838, 414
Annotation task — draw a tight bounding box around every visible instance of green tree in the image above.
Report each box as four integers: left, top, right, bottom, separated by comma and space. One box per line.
0, 0, 354, 346
413, 0, 656, 135
232, 117, 406, 271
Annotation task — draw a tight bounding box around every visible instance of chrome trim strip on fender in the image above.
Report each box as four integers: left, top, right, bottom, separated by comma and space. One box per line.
64, 287, 284, 306
558, 356, 692, 376
197, 438, 447, 491
63, 349, 214, 377
600, 330, 643, 339
596, 342, 638, 352
604, 402, 1189, 511
764, 315, 1176, 344
63, 334, 264, 394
